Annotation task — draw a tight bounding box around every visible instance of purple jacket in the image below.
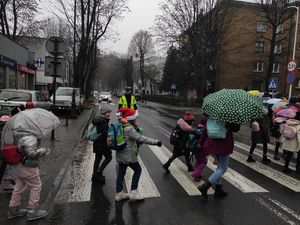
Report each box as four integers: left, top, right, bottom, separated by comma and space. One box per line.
200, 124, 240, 156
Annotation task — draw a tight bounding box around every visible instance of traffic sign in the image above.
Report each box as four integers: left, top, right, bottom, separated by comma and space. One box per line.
46, 37, 66, 56
171, 84, 176, 90
44, 56, 66, 78
268, 78, 277, 90
286, 73, 296, 84
287, 60, 297, 72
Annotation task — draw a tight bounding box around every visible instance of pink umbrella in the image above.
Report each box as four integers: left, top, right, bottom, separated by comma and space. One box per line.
276, 108, 297, 118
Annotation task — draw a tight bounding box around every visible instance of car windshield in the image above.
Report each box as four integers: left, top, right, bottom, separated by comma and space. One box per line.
0, 90, 31, 101
100, 92, 110, 95
56, 89, 74, 96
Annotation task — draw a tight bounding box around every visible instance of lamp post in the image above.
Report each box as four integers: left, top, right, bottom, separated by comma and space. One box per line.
288, 5, 299, 99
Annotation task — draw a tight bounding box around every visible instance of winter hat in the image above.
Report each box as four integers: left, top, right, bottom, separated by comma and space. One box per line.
118, 108, 139, 121
183, 111, 194, 121
99, 104, 112, 115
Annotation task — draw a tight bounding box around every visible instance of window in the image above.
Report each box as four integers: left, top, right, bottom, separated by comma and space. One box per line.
253, 61, 264, 72
274, 44, 282, 54
276, 24, 284, 33
257, 22, 267, 32
255, 42, 264, 53
273, 63, 280, 73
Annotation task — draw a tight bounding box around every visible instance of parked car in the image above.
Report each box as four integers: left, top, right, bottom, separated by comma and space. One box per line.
51, 87, 84, 115
0, 89, 51, 116
99, 91, 112, 103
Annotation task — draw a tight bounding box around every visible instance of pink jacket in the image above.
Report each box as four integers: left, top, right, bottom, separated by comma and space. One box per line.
177, 118, 192, 132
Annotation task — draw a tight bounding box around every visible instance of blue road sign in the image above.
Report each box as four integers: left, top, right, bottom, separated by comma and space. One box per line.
286, 73, 296, 85
34, 57, 44, 67
268, 78, 278, 90
171, 84, 176, 90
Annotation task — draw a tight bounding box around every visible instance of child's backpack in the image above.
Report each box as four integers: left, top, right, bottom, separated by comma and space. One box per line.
109, 122, 127, 151
282, 124, 297, 140
270, 122, 281, 138
170, 126, 181, 146
87, 123, 101, 141
207, 119, 228, 139
1, 144, 23, 164
186, 127, 203, 152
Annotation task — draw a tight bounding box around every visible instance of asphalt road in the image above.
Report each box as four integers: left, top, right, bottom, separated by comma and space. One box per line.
25, 101, 300, 225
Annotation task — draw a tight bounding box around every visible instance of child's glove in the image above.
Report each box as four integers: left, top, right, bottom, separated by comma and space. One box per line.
156, 141, 162, 147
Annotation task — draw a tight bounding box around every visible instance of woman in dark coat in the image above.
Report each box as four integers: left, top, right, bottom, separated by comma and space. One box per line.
198, 123, 240, 199
92, 104, 112, 183
247, 115, 271, 164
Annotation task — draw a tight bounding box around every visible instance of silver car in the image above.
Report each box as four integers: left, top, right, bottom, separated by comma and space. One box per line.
0, 89, 51, 116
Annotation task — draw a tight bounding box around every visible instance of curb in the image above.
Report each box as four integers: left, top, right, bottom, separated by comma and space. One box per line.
39, 107, 95, 216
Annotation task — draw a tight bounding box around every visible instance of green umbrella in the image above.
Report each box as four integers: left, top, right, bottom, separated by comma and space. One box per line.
202, 89, 265, 124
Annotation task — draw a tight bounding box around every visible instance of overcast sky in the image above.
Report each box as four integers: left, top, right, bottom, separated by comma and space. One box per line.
100, 0, 256, 55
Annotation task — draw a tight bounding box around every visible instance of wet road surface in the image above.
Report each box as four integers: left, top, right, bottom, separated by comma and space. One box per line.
3, 101, 300, 225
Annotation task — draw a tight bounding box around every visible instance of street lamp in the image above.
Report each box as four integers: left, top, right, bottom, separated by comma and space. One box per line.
288, 5, 299, 99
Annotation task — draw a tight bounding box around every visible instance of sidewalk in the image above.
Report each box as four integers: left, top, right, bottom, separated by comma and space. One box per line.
0, 108, 94, 225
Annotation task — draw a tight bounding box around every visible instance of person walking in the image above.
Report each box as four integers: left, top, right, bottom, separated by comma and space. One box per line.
162, 112, 195, 173
198, 123, 240, 199
246, 116, 271, 164
91, 104, 113, 183
7, 133, 50, 220
191, 116, 208, 182
118, 86, 137, 110
115, 108, 162, 202
281, 119, 300, 173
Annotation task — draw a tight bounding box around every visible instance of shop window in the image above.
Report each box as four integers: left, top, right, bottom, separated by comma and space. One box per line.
0, 67, 5, 88
19, 73, 26, 89
8, 68, 16, 89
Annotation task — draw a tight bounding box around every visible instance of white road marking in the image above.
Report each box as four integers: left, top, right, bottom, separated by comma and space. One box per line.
149, 145, 214, 196
235, 141, 296, 171
68, 143, 94, 202
268, 198, 300, 221
231, 151, 300, 192
124, 156, 160, 198
255, 197, 297, 225
207, 156, 268, 193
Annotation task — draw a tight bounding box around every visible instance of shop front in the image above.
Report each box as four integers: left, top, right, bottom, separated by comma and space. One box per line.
0, 54, 17, 89
18, 64, 36, 90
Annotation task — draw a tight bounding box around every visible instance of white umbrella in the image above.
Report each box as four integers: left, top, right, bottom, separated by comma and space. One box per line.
2, 108, 60, 145
265, 98, 282, 105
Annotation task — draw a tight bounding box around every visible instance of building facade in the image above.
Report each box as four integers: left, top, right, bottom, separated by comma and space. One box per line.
216, 1, 300, 96
0, 34, 36, 90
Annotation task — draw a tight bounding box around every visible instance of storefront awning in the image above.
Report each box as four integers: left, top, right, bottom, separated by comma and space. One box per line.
18, 64, 36, 75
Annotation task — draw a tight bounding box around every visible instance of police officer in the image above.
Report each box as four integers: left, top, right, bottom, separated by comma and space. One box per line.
118, 86, 137, 110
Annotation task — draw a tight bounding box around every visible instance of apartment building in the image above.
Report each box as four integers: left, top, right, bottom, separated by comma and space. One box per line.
216, 1, 300, 96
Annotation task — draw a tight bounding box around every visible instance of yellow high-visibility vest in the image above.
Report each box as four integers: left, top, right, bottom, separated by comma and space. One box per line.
119, 95, 137, 109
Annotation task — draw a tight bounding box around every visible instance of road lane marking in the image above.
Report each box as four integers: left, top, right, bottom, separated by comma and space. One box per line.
231, 151, 300, 192
235, 141, 296, 171
255, 197, 297, 225
149, 145, 214, 196
207, 156, 268, 193
124, 156, 160, 198
268, 198, 300, 221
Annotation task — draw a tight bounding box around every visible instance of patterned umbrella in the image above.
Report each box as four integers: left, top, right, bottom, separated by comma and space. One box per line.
202, 89, 265, 124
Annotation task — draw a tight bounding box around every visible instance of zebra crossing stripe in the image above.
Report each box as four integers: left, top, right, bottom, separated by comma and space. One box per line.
124, 156, 160, 198
207, 156, 268, 193
234, 141, 297, 171
231, 151, 300, 192
149, 145, 213, 196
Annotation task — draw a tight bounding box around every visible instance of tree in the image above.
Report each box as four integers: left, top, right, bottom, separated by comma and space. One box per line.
0, 0, 40, 40
154, 0, 231, 98
51, 0, 128, 97
128, 30, 154, 93
257, 0, 294, 91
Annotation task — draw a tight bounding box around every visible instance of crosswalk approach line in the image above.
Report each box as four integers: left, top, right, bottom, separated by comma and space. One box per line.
124, 155, 161, 198
231, 151, 300, 192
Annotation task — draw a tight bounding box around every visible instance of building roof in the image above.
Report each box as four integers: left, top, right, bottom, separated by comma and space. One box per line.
0, 33, 28, 50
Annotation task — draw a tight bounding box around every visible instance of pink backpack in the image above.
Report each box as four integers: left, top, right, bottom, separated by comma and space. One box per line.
282, 125, 297, 139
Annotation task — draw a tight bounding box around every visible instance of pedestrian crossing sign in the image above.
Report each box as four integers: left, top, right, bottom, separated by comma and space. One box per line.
268, 78, 277, 90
